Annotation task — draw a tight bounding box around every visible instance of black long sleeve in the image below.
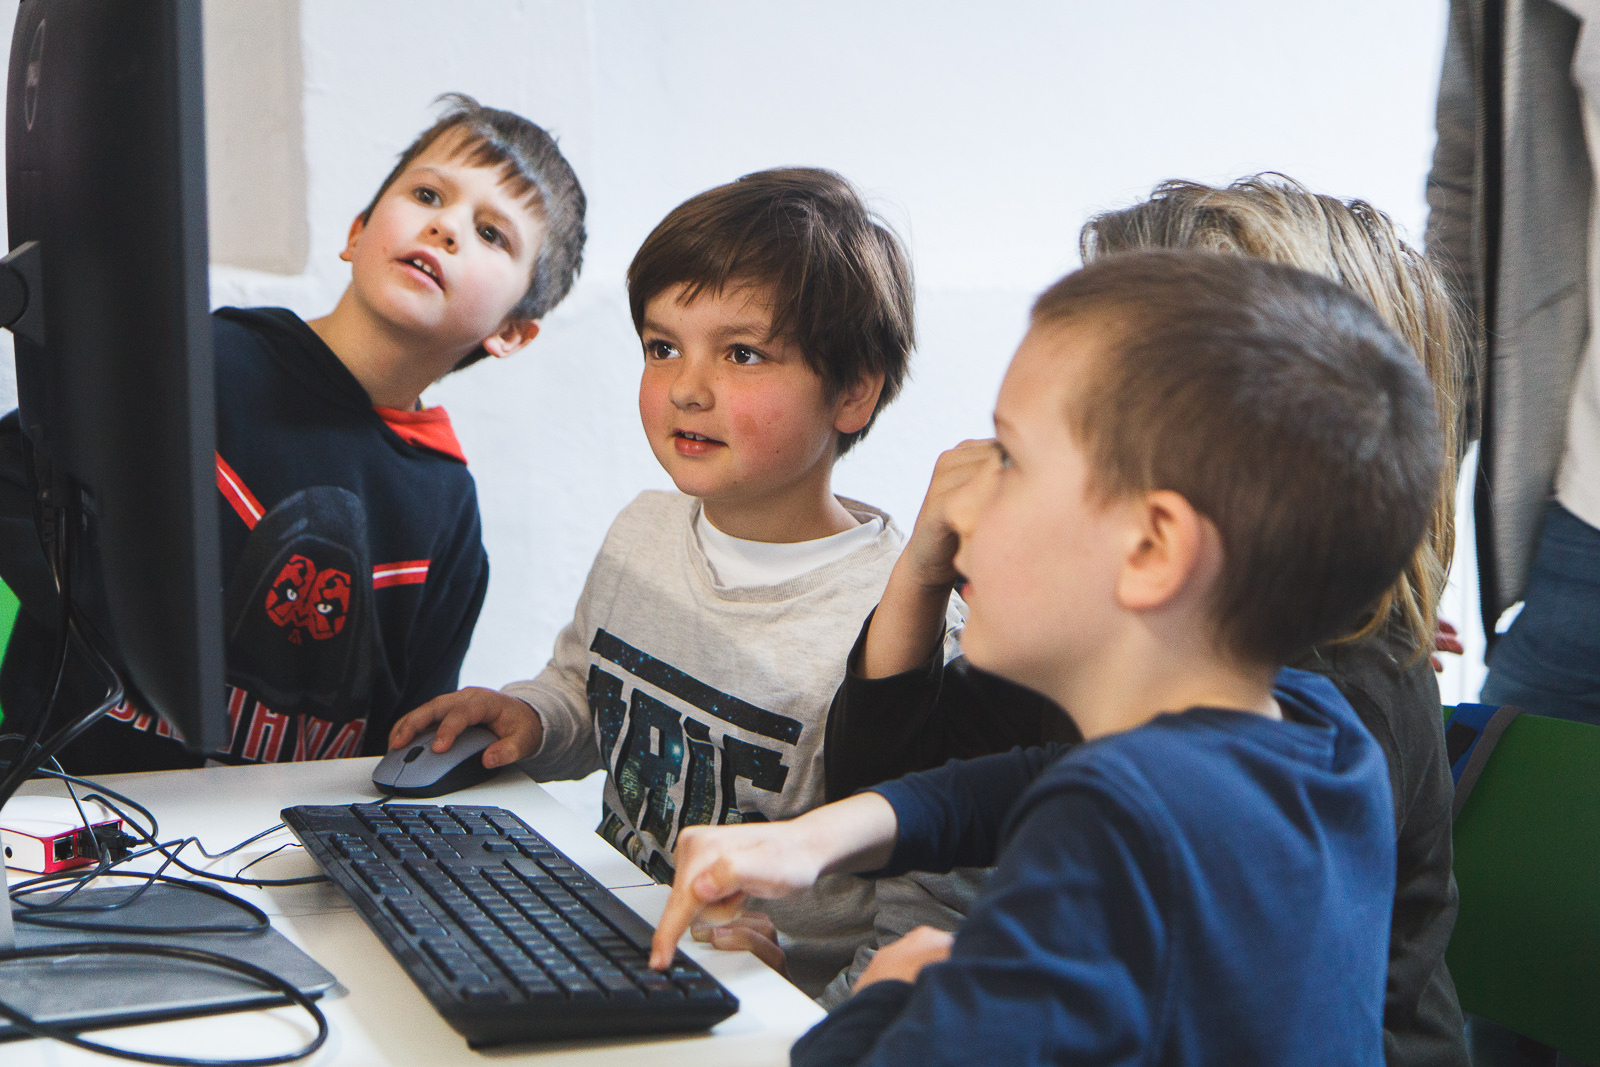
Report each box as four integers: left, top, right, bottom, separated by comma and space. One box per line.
822, 612, 1078, 802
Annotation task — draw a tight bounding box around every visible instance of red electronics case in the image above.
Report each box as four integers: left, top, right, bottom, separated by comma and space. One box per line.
1, 796, 123, 873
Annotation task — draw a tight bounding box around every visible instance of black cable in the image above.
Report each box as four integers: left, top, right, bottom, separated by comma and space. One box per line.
57, 769, 103, 861
15, 605, 125, 770
2, 777, 323, 1061
234, 842, 299, 880
0, 607, 122, 806
0, 942, 328, 1066
191, 821, 291, 861
11, 832, 198, 921
17, 769, 326, 894
0, 462, 324, 1064
10, 871, 270, 935
150, 843, 327, 888
43, 770, 162, 842
0, 480, 128, 809
7, 771, 317, 935
0, 505, 73, 806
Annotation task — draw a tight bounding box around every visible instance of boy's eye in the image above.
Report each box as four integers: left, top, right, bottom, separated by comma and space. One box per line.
411, 186, 441, 206
478, 224, 507, 249
644, 339, 680, 361
994, 442, 1013, 469
728, 345, 765, 366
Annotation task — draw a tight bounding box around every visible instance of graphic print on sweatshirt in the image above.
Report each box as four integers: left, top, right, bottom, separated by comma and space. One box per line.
588, 629, 802, 883
224, 485, 379, 724
107, 480, 391, 762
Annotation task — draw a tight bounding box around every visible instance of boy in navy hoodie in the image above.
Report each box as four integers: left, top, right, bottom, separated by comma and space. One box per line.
649, 251, 1441, 1065
0, 94, 585, 772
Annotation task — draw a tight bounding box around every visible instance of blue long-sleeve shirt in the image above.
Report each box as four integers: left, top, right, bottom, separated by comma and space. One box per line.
792, 669, 1395, 1066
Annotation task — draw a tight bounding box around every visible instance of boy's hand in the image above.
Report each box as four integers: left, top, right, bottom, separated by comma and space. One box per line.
854, 926, 954, 990
900, 439, 996, 591
860, 439, 995, 678
388, 687, 543, 769
650, 793, 898, 970
649, 821, 825, 970
692, 911, 787, 976
1431, 618, 1464, 672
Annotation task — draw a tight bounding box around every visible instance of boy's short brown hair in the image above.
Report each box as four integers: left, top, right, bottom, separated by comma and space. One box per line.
363, 93, 587, 369
1034, 251, 1442, 666
626, 168, 913, 456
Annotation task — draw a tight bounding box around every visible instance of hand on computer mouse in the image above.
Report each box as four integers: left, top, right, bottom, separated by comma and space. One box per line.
389, 686, 544, 769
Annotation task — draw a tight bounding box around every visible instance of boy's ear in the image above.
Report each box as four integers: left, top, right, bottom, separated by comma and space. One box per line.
340, 215, 366, 264
1115, 490, 1218, 613
482, 318, 542, 360
832, 371, 886, 435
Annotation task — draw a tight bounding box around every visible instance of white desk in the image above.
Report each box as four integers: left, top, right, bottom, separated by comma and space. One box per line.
6, 759, 825, 1066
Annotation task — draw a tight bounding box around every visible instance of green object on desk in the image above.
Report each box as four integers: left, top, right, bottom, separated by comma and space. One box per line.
0, 576, 16, 727
1444, 706, 1600, 1062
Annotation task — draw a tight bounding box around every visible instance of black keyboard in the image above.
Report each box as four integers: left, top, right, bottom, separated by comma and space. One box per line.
282, 803, 739, 1047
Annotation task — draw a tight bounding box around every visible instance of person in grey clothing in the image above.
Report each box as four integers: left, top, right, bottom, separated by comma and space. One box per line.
1427, 0, 1600, 725
1428, 5, 1600, 1062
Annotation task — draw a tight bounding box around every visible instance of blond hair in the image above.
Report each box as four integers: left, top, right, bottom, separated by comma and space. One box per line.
1079, 175, 1463, 657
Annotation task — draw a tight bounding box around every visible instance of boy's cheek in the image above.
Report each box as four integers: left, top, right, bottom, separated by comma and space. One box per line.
637, 378, 669, 422
727, 397, 818, 453
730, 409, 782, 451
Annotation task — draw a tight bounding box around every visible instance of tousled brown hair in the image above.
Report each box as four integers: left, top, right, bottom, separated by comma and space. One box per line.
363, 93, 587, 370
626, 168, 913, 456
1080, 176, 1462, 656
1034, 252, 1443, 667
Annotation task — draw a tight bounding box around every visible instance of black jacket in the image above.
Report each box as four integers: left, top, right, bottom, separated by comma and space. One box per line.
0, 307, 488, 772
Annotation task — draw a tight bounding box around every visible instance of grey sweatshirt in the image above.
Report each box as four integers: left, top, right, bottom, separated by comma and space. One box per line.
506, 490, 925, 997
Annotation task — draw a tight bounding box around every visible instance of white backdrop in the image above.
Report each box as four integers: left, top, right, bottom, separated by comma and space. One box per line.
0, 1, 1489, 708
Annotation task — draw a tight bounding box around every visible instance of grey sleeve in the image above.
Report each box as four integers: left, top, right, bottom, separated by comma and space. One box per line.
502, 610, 605, 783
503, 539, 619, 783
1425, 0, 1484, 441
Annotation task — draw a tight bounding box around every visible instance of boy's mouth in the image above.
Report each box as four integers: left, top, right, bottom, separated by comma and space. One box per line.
400, 254, 443, 290
672, 430, 725, 456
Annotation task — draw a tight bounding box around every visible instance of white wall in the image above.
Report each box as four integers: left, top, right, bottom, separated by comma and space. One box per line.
2, 1, 1490, 700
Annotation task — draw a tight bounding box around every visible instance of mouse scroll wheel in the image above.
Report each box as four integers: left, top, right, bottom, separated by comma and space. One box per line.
403, 745, 424, 763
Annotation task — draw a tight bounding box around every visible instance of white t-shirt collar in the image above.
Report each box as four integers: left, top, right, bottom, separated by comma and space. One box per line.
694, 508, 885, 589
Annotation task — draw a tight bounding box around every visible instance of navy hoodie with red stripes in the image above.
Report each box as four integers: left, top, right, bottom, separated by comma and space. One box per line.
0, 306, 489, 772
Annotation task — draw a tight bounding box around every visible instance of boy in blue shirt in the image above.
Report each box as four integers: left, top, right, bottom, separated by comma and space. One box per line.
649, 251, 1440, 1064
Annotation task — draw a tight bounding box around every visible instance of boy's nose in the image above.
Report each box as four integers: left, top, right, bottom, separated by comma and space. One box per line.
426, 221, 457, 250
669, 359, 714, 409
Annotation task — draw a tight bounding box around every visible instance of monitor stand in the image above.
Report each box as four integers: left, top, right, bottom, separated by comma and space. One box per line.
0, 874, 339, 1042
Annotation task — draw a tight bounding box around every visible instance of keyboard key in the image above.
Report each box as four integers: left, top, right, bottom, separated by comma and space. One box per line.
680, 979, 729, 1002
487, 812, 529, 834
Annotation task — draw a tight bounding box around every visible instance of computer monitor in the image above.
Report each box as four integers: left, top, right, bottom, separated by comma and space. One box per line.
0, 9, 336, 1026
2, 0, 223, 755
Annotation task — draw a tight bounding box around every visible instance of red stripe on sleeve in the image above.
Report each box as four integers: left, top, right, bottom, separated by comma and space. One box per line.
373, 560, 430, 588
216, 453, 264, 529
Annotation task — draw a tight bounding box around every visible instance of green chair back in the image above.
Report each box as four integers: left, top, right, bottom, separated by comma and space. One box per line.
0, 578, 15, 727
1445, 706, 1600, 1062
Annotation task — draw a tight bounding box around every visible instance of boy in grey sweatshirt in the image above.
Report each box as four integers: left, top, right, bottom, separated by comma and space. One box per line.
390, 168, 950, 998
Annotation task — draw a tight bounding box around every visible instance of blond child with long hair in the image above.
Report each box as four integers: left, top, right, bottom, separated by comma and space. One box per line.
827, 175, 1469, 1067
